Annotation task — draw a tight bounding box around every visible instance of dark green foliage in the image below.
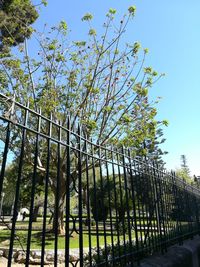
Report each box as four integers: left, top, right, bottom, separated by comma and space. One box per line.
89, 179, 113, 222
89, 176, 132, 228
0, 0, 38, 52
83, 224, 199, 266
180, 155, 190, 177
131, 174, 154, 210
3, 160, 45, 213
170, 190, 197, 222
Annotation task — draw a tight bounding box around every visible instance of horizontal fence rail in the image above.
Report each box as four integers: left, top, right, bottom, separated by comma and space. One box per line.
0, 93, 200, 267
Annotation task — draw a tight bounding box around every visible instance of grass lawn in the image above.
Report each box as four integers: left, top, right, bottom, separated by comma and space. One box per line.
0, 218, 182, 250
0, 228, 134, 249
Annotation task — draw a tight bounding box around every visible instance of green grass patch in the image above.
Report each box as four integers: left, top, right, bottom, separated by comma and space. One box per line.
0, 229, 135, 249
0, 218, 183, 250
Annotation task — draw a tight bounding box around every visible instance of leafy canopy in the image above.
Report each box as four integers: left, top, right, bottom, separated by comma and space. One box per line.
0, 0, 40, 52
0, 6, 167, 160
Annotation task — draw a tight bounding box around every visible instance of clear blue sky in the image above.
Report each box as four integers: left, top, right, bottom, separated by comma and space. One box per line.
33, 0, 200, 175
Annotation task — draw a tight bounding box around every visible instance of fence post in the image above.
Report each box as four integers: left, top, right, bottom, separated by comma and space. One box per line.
155, 163, 167, 253
172, 172, 183, 245
41, 112, 52, 266
152, 162, 163, 252
122, 147, 133, 265
26, 108, 42, 267
98, 144, 109, 265
128, 149, 140, 266
84, 134, 92, 266
78, 124, 83, 267
91, 140, 101, 262
65, 116, 71, 266
0, 123, 11, 201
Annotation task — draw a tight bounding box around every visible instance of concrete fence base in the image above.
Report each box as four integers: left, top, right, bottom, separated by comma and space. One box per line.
140, 235, 200, 267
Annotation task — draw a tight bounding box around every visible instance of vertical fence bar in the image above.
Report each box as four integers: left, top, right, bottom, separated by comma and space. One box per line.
162, 171, 171, 245
169, 172, 177, 243
146, 162, 158, 252
138, 162, 148, 251
170, 171, 177, 241
78, 124, 83, 267
197, 195, 200, 235
184, 182, 193, 238
167, 171, 173, 241
152, 162, 163, 251
121, 147, 133, 265
190, 190, 195, 236
172, 172, 183, 245
8, 103, 29, 267
91, 141, 100, 263
194, 194, 200, 235
104, 148, 115, 263
116, 149, 127, 262
98, 145, 108, 265
141, 162, 151, 253
111, 146, 123, 265
25, 109, 41, 266
0, 122, 11, 199
156, 165, 167, 253
65, 117, 71, 267
133, 160, 144, 249
84, 136, 92, 266
145, 163, 157, 252
128, 149, 140, 265
54, 121, 62, 267
139, 162, 149, 252
41, 113, 52, 266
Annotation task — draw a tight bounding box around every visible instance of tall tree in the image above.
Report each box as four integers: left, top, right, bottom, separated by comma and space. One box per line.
0, 0, 39, 52
176, 155, 191, 183
180, 155, 190, 176
0, 7, 168, 233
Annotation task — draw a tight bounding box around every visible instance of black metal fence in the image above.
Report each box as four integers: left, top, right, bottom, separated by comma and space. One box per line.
0, 93, 200, 266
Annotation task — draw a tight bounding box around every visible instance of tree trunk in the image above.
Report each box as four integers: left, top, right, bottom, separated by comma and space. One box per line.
52, 194, 66, 235
32, 204, 40, 222
50, 168, 76, 235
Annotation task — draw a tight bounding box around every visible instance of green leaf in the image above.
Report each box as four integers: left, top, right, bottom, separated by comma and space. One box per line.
162, 120, 169, 126
48, 44, 56, 50
152, 71, 158, 76
59, 20, 68, 32
42, 0, 48, 6
109, 8, 117, 15
128, 6, 136, 16
90, 87, 100, 94
132, 42, 141, 54
103, 106, 112, 112
82, 13, 93, 21
74, 41, 86, 47
121, 114, 132, 123
144, 67, 153, 74
89, 29, 96, 36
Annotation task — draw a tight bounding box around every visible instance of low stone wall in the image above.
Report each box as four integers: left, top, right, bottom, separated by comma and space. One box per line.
140, 235, 200, 267
0, 248, 79, 265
